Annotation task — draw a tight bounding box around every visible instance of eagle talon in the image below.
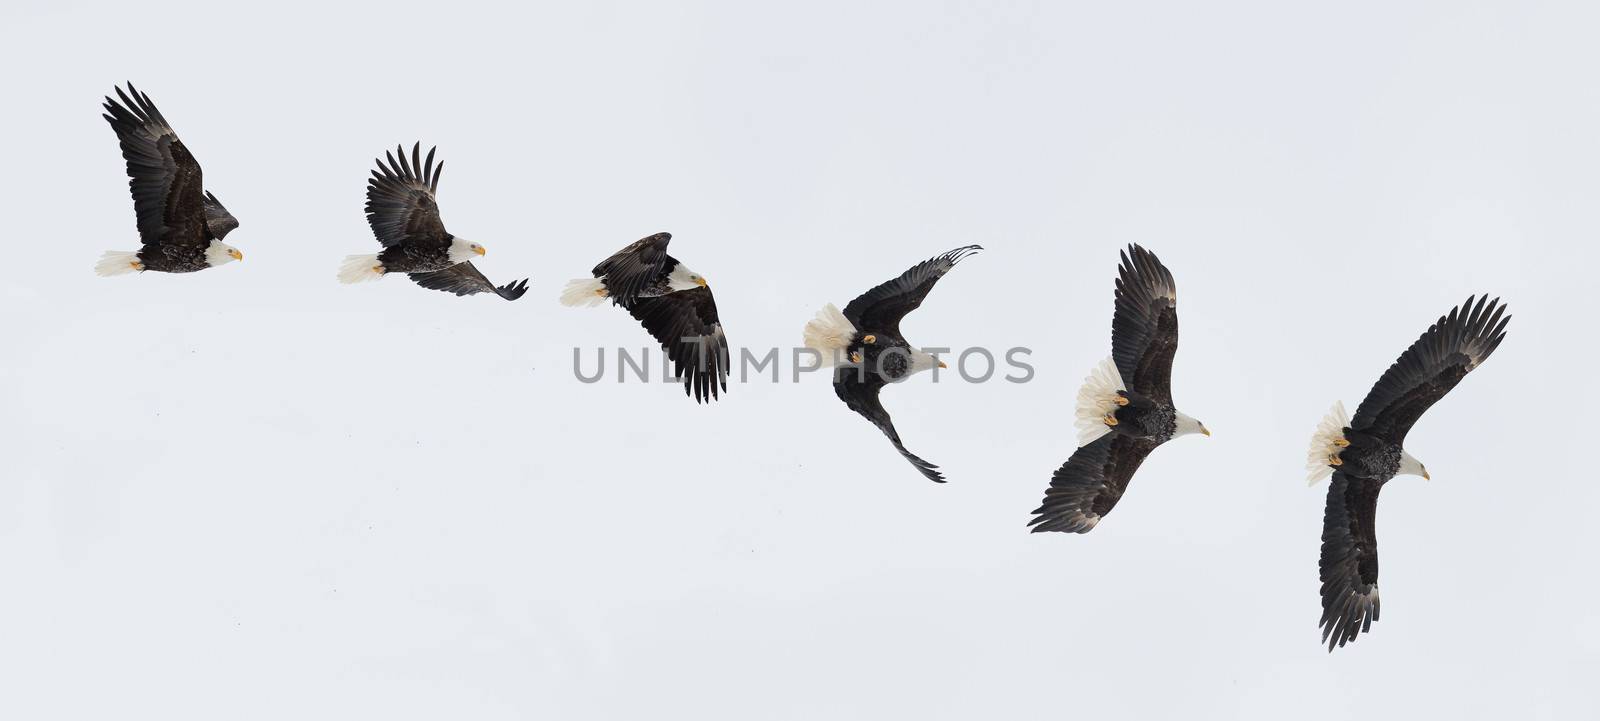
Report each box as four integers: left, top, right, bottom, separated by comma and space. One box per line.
372, 265, 385, 274
1332, 438, 1350, 448
1329, 455, 1343, 467
850, 351, 862, 364
1103, 414, 1119, 427
863, 334, 877, 344
1114, 395, 1130, 406
130, 261, 144, 271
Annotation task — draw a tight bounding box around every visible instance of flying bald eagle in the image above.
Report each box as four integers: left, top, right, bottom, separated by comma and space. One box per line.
1308, 295, 1509, 652
96, 83, 244, 277
561, 232, 728, 403
801, 245, 981, 483
1029, 244, 1209, 533
338, 143, 528, 300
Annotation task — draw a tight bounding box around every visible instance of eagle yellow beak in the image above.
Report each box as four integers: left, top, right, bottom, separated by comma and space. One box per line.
475, 246, 487, 256
696, 277, 708, 288
937, 360, 948, 369
1422, 468, 1431, 481
229, 248, 243, 261
1201, 425, 1211, 437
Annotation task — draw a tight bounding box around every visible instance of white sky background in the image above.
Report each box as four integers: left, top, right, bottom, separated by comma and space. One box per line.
1, 1, 1597, 718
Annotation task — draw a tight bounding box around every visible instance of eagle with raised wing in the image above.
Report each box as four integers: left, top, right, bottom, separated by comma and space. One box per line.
95, 83, 244, 277
338, 143, 528, 300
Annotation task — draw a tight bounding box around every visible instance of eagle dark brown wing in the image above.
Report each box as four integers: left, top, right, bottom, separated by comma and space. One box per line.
408, 262, 529, 300
1350, 295, 1510, 444
594, 232, 674, 306
841, 246, 981, 337
366, 143, 449, 249
625, 286, 729, 403
202, 191, 239, 239
833, 369, 944, 483
1110, 244, 1179, 402
1318, 471, 1384, 651
1028, 433, 1160, 533
101, 83, 209, 248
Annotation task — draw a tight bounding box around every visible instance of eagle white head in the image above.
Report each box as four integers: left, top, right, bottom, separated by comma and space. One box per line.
448, 237, 487, 264
1398, 449, 1430, 480
909, 348, 947, 373
667, 264, 708, 291
205, 240, 243, 267
1174, 411, 1210, 439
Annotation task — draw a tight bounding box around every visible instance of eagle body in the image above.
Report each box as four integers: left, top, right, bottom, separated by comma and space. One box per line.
601, 255, 689, 300
1334, 429, 1405, 481
1106, 389, 1177, 443
374, 242, 458, 274
136, 240, 216, 274
846, 330, 916, 381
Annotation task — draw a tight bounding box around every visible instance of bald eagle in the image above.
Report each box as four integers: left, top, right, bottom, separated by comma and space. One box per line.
561, 232, 728, 403
1029, 244, 1209, 533
801, 245, 981, 483
338, 143, 528, 300
1308, 295, 1509, 652
96, 83, 244, 277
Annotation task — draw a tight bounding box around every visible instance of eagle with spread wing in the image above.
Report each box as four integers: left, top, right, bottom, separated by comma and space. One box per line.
1306, 295, 1509, 651
1029, 244, 1209, 533
801, 245, 981, 482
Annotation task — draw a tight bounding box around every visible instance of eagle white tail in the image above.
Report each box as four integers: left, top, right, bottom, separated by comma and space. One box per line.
802, 303, 858, 368
338, 254, 385, 284
95, 251, 142, 277
1306, 401, 1351, 486
1074, 357, 1126, 447
560, 277, 609, 307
